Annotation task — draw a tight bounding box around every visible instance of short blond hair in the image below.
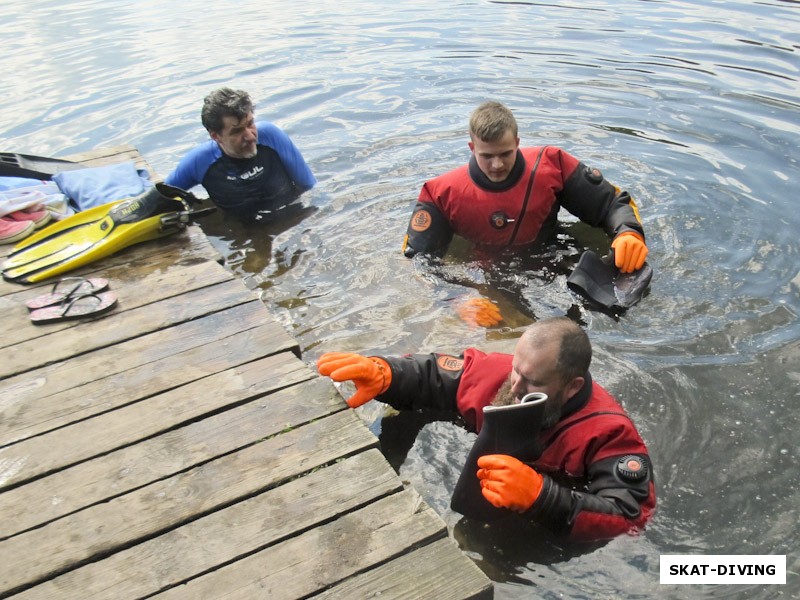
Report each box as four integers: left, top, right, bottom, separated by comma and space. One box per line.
469, 101, 518, 142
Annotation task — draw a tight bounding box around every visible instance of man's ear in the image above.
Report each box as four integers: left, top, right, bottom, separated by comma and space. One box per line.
468, 141, 475, 152
209, 130, 221, 143
565, 376, 585, 399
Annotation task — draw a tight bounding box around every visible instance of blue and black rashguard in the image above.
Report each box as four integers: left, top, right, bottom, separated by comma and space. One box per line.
165, 121, 316, 214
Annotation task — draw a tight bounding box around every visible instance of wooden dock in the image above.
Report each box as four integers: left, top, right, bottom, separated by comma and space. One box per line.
0, 147, 493, 599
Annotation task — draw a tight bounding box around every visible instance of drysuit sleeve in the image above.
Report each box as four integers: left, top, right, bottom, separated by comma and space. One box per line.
377, 353, 463, 412
557, 154, 645, 241
527, 453, 655, 542
402, 200, 454, 258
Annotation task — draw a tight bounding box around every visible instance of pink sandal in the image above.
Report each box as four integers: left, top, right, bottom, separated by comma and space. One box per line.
29, 291, 118, 324
25, 277, 110, 310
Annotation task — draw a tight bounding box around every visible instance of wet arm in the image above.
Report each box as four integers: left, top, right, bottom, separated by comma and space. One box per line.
558, 159, 645, 240
527, 454, 654, 541
378, 353, 462, 412
402, 199, 454, 258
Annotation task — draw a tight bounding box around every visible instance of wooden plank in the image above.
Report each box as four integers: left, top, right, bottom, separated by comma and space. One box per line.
0, 353, 322, 497
0, 376, 341, 539
0, 277, 257, 379
314, 537, 494, 600
0, 410, 380, 597
1, 258, 234, 349
153, 489, 446, 600
0, 308, 297, 447
0, 225, 223, 298
0, 222, 220, 300
63, 144, 160, 179
12, 450, 401, 600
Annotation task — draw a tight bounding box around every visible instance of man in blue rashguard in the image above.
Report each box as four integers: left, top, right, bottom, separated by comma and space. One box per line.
165, 87, 316, 218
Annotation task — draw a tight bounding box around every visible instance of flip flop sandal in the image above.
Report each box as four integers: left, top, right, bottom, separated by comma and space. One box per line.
25, 277, 110, 310
29, 291, 118, 325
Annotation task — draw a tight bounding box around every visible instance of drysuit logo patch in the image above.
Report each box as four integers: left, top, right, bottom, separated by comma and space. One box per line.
437, 355, 464, 371
411, 209, 432, 232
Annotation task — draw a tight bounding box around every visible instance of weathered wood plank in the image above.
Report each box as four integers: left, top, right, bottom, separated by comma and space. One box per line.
62, 144, 159, 179
314, 537, 495, 600
0, 376, 341, 539
0, 353, 323, 498
0, 410, 380, 597
1, 277, 259, 379
154, 489, 446, 600
0, 221, 220, 300
12, 449, 401, 600
1, 258, 234, 350
0, 308, 297, 446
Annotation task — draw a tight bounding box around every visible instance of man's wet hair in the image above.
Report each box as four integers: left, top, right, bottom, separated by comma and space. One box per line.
469, 101, 519, 143
201, 88, 254, 134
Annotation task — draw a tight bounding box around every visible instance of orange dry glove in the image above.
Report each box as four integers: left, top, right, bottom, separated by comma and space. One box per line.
611, 231, 649, 273
457, 298, 503, 328
316, 352, 392, 408
476, 454, 544, 513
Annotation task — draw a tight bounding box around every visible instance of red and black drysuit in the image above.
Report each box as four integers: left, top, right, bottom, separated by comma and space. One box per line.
403, 146, 645, 257
376, 349, 657, 542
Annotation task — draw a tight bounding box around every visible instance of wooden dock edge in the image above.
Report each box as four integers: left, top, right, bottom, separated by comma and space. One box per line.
0, 146, 495, 599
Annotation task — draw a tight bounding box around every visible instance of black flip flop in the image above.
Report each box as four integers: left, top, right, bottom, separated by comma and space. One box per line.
29, 291, 118, 324
25, 277, 110, 310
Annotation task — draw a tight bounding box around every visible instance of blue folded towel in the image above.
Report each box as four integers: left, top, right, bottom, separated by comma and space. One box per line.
53, 161, 153, 211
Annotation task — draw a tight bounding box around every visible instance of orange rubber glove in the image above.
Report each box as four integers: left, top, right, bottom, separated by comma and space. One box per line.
611, 231, 649, 273
476, 454, 544, 513
457, 297, 503, 328
316, 352, 392, 408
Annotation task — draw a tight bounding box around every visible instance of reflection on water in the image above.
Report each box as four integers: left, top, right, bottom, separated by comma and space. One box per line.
2, 0, 799, 597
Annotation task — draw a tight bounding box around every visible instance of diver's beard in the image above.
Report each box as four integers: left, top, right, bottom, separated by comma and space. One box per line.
491, 378, 516, 407
491, 377, 563, 429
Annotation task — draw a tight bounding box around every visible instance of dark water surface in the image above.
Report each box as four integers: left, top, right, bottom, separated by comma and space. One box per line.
2, 1, 798, 597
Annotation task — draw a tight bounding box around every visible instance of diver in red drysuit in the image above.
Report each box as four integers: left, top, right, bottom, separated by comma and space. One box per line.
317, 317, 656, 542
402, 102, 648, 276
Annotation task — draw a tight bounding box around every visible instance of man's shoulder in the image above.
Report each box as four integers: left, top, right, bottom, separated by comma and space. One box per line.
182, 139, 222, 162
424, 162, 471, 187
256, 121, 288, 142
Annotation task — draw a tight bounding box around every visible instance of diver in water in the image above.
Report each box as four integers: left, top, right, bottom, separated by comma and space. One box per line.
317, 317, 656, 542
402, 101, 650, 324
165, 87, 317, 219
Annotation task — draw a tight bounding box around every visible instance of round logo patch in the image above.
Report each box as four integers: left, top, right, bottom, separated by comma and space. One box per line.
616, 455, 649, 482
489, 211, 512, 229
411, 209, 432, 232
437, 355, 464, 371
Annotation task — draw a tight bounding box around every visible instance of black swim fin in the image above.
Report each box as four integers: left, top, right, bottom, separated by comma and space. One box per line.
450, 393, 548, 521
0, 152, 83, 180
567, 250, 653, 312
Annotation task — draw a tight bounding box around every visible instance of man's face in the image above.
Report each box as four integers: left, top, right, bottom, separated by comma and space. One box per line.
210, 112, 258, 159
468, 128, 520, 183
492, 336, 582, 428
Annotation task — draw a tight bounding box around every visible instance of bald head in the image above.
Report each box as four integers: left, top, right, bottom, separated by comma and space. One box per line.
518, 317, 592, 384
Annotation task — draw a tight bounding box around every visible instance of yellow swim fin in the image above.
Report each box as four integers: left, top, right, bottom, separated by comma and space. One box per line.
2, 183, 206, 284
